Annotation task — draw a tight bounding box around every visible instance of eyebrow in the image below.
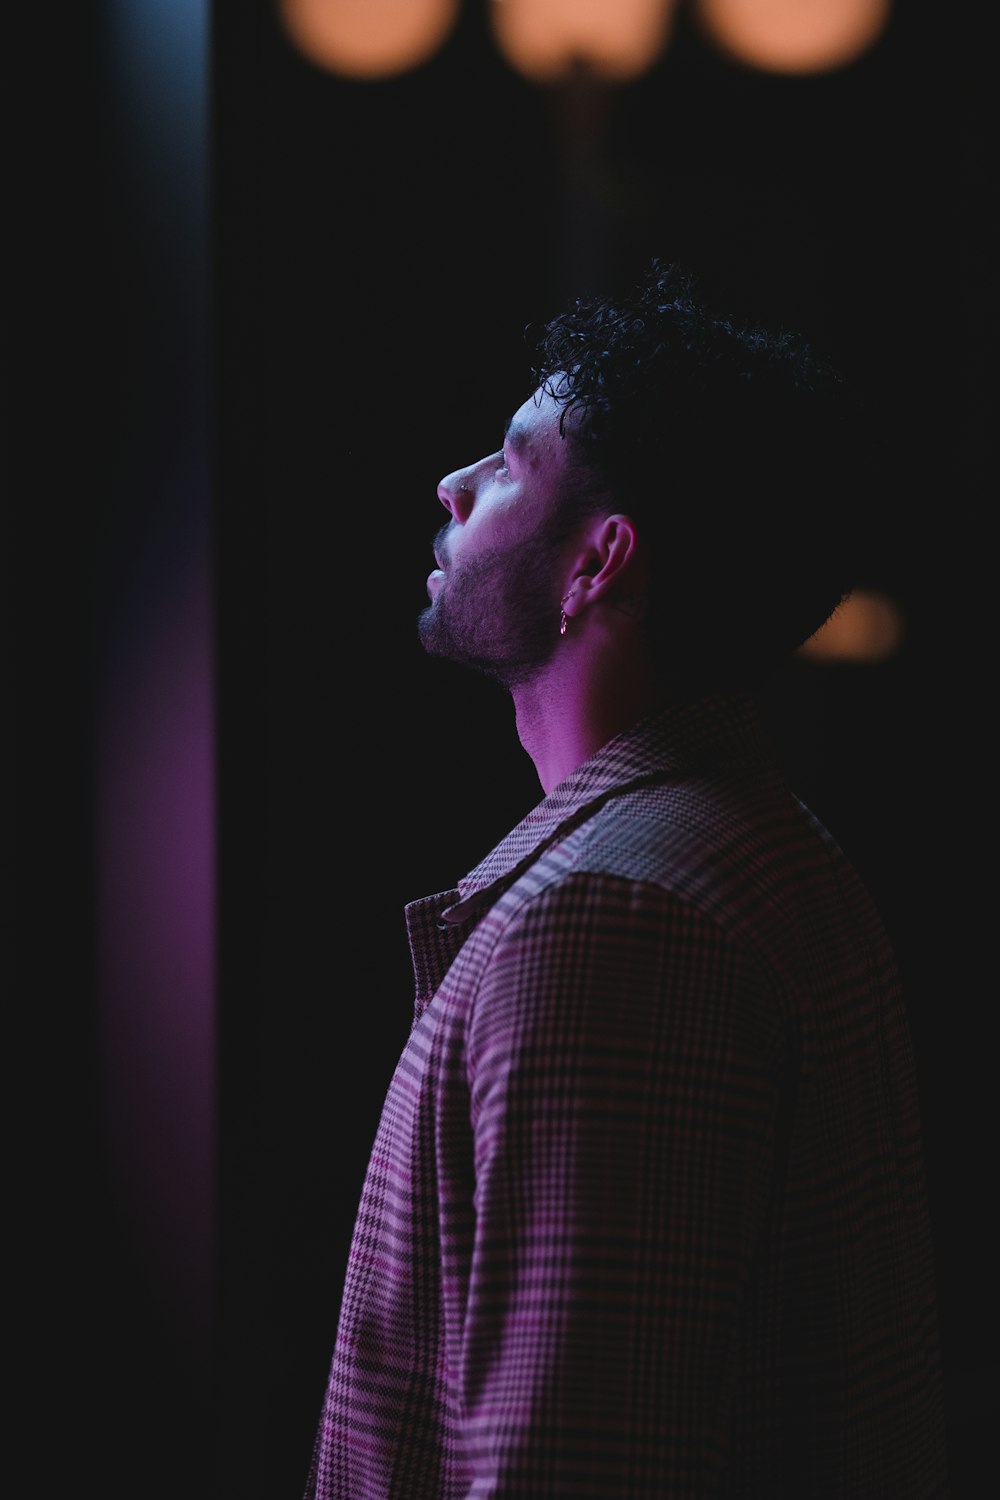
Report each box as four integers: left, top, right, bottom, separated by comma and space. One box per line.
501, 417, 533, 460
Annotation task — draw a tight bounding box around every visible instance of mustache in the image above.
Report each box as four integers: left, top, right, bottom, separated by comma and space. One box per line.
432, 521, 452, 568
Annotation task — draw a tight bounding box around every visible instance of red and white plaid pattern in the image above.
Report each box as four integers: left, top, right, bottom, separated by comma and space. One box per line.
305, 695, 949, 1497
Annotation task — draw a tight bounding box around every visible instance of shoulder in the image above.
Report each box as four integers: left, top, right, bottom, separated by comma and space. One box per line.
565, 769, 806, 914
500, 769, 883, 990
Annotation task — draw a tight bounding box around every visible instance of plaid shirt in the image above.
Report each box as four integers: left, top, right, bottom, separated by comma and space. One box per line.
305, 695, 949, 1498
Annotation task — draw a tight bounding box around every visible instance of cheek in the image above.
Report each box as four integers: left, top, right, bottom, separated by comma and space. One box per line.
493, 493, 538, 545
458, 486, 537, 557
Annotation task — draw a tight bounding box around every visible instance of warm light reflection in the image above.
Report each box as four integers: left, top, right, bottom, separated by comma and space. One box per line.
693, 0, 892, 74
490, 0, 679, 84
279, 0, 460, 78
797, 588, 904, 662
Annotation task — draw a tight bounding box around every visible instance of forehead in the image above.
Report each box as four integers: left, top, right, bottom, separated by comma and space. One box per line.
504, 386, 572, 477
509, 384, 569, 453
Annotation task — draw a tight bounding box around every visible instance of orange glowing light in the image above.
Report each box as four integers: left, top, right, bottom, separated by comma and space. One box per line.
797, 589, 904, 663
490, 0, 680, 85
693, 0, 892, 74
279, 0, 461, 79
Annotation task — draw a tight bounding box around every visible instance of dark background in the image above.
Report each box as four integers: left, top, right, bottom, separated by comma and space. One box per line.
19, 1, 993, 1495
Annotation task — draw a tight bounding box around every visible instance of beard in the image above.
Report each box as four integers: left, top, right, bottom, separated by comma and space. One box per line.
417, 525, 567, 690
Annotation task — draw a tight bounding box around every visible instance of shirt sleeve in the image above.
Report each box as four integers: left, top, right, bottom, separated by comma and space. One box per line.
460, 872, 788, 1498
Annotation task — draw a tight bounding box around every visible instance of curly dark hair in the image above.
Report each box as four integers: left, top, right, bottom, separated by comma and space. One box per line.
529, 260, 883, 696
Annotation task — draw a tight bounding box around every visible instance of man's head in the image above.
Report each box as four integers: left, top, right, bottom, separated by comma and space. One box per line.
420, 260, 881, 699
417, 384, 603, 689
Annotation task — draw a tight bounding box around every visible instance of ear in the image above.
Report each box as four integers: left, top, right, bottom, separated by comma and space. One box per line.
562, 514, 644, 620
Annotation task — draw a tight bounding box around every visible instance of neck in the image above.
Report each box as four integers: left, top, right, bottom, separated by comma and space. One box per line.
511, 628, 665, 795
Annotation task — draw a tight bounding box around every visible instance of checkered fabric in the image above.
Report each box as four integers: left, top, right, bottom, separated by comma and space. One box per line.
305, 695, 949, 1497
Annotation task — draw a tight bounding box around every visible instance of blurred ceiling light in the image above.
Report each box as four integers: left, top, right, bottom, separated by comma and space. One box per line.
279, 0, 460, 79
693, 0, 893, 74
797, 588, 904, 663
490, 0, 680, 85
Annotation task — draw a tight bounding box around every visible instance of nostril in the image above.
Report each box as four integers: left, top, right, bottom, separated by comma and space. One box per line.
438, 472, 475, 520
451, 480, 474, 520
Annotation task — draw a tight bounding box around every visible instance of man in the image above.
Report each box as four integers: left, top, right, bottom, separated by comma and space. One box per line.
305, 263, 950, 1497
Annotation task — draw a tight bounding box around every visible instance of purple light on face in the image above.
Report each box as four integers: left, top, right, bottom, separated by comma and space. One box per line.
95, 550, 215, 1364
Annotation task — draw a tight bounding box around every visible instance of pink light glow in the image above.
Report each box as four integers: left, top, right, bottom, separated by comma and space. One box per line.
95, 551, 215, 1357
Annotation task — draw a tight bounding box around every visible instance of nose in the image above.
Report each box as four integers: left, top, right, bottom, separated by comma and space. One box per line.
437, 467, 474, 523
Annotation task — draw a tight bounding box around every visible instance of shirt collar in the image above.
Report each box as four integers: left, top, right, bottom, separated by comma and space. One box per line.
440, 692, 774, 929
